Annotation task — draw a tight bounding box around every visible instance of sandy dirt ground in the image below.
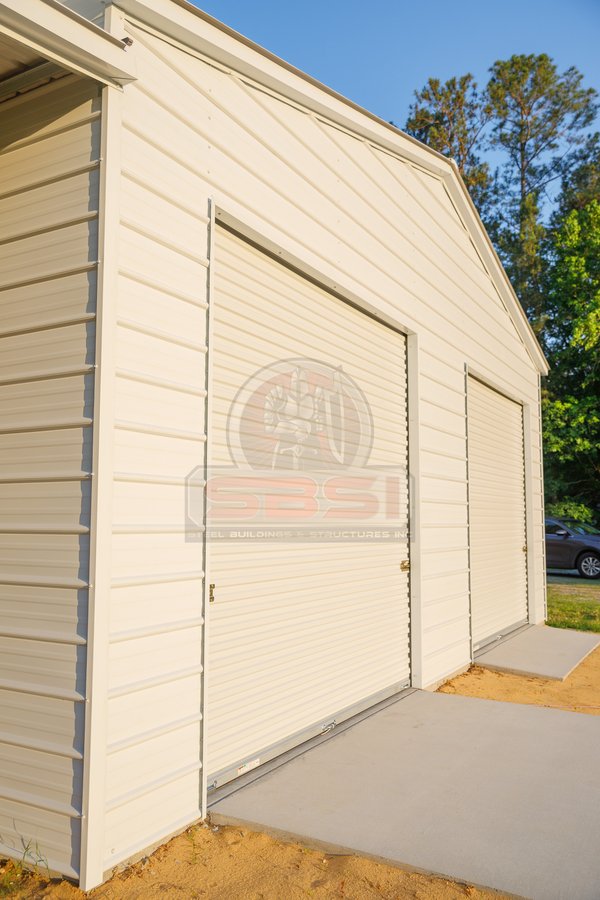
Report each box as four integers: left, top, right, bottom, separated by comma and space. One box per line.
8, 647, 600, 900
439, 644, 600, 714
2, 825, 508, 900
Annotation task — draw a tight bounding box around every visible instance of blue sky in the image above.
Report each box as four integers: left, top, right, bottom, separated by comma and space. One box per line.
192, 0, 599, 127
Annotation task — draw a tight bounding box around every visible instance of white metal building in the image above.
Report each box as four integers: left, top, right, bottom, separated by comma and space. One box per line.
0, 0, 547, 889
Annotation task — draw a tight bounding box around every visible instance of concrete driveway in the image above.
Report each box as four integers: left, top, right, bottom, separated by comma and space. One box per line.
212, 690, 600, 900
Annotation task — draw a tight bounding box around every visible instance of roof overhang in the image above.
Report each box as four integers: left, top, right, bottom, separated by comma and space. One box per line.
0, 0, 137, 88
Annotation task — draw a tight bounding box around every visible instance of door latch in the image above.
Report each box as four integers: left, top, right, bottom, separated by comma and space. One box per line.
400, 559, 410, 572
209, 583, 216, 603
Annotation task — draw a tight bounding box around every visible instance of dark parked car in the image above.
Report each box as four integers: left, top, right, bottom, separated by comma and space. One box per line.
545, 517, 600, 579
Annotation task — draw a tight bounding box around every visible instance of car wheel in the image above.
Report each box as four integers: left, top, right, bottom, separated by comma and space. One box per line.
577, 551, 600, 579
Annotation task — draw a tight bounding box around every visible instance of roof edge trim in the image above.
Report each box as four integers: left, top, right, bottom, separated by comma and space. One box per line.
443, 162, 548, 374
0, 0, 137, 87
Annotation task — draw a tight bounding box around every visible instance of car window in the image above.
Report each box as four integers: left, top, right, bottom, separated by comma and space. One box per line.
563, 520, 600, 536
545, 523, 569, 535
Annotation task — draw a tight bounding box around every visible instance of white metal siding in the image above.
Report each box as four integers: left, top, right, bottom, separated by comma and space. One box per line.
206, 227, 410, 784
0, 75, 100, 878
109, 8, 543, 788
467, 377, 528, 648
102, 52, 209, 871
121, 21, 544, 687
527, 378, 546, 624
0, 7, 547, 887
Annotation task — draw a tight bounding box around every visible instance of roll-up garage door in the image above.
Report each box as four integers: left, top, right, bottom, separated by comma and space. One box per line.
467, 376, 528, 650
205, 227, 410, 788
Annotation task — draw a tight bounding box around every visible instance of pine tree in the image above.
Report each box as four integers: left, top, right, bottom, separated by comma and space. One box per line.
405, 74, 492, 218
487, 54, 598, 332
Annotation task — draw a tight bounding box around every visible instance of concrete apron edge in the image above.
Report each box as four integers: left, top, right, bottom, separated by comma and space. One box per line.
476, 629, 600, 681
477, 655, 585, 682
208, 687, 418, 807
473, 623, 533, 659
208, 811, 524, 900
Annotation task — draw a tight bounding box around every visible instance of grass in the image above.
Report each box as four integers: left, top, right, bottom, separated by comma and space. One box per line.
0, 840, 48, 897
547, 580, 600, 632
0, 862, 21, 898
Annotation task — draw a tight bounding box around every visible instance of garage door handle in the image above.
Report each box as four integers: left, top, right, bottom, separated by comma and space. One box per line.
400, 560, 410, 572
522, 545, 528, 553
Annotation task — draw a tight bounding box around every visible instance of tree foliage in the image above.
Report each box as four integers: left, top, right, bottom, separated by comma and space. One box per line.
556, 137, 600, 216
487, 55, 597, 199
405, 56, 597, 331
542, 199, 600, 515
404, 54, 599, 516
405, 74, 492, 215
546, 500, 596, 523
487, 55, 598, 333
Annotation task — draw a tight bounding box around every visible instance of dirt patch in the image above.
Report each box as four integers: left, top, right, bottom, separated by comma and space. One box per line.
439, 645, 600, 714
3, 824, 510, 900
14, 644, 599, 899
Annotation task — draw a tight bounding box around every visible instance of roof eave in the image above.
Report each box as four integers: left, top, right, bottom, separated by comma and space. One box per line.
0, 0, 137, 87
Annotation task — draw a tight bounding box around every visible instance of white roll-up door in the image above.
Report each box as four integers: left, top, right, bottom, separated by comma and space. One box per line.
206, 227, 410, 787
467, 376, 528, 650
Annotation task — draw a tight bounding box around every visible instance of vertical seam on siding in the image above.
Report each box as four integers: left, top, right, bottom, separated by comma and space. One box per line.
199, 200, 216, 817
79, 23, 122, 886
406, 334, 421, 688
464, 365, 474, 661
538, 375, 547, 620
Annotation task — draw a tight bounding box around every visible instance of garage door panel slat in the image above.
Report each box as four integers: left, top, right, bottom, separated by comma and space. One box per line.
467, 377, 528, 648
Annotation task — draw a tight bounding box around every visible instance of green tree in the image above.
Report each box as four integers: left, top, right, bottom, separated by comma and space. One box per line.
402, 58, 599, 517
556, 136, 600, 216
542, 199, 600, 515
405, 74, 492, 215
487, 54, 598, 333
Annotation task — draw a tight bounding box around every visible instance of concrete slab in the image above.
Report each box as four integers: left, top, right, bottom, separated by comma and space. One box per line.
476, 624, 600, 680
211, 691, 600, 900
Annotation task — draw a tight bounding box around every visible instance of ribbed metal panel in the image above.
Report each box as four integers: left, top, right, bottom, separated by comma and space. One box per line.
0, 75, 99, 878
122, 24, 547, 689
102, 67, 209, 869
0, 34, 43, 81
206, 227, 410, 784
467, 377, 528, 648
